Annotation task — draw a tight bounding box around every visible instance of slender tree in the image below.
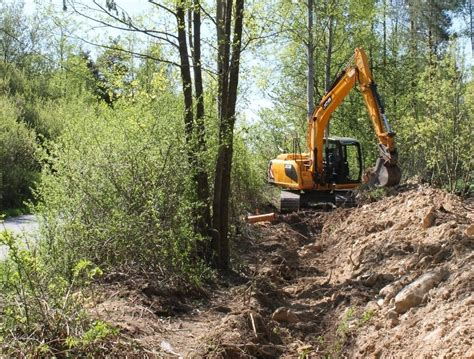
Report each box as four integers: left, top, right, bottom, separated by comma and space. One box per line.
307, 0, 314, 118
212, 0, 245, 269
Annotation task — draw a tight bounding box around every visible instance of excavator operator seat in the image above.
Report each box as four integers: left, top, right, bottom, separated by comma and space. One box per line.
323, 137, 362, 185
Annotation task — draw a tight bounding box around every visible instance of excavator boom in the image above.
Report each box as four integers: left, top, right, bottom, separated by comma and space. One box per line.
268, 48, 401, 211
307, 48, 399, 184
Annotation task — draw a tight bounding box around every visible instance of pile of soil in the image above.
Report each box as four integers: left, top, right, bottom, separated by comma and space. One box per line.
91, 184, 473, 358
321, 185, 473, 358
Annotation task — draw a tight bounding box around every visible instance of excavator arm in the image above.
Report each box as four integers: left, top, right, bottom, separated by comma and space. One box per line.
307, 48, 400, 186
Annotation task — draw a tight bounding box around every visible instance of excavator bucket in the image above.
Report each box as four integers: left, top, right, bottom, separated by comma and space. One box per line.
368, 158, 401, 187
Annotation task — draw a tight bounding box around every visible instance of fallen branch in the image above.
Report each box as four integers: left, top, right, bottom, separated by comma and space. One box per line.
249, 312, 258, 337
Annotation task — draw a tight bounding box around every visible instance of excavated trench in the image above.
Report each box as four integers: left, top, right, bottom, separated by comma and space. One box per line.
93, 184, 473, 358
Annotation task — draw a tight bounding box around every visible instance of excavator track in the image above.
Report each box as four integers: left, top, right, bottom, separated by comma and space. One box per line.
279, 190, 356, 212
279, 191, 301, 212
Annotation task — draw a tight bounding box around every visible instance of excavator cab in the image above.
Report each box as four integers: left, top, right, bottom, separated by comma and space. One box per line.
323, 137, 362, 185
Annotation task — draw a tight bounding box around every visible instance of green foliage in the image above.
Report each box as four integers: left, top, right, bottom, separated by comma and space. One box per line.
0, 1, 29, 65
35, 94, 207, 282
231, 128, 269, 215
331, 306, 355, 357
360, 308, 375, 325
398, 44, 472, 192
93, 40, 133, 104
0, 97, 39, 209
0, 229, 114, 356
81, 320, 118, 343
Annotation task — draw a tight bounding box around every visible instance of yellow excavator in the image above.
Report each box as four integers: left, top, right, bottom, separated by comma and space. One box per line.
267, 48, 401, 211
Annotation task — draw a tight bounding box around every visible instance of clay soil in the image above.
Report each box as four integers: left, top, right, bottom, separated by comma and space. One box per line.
91, 184, 473, 358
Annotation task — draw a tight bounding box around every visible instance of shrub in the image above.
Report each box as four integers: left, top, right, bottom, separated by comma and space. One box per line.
231, 131, 269, 216
0, 230, 115, 356
0, 97, 39, 209
35, 95, 207, 283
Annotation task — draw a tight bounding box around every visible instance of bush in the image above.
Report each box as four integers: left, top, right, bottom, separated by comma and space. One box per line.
231, 130, 270, 216
0, 230, 116, 356
35, 95, 207, 283
0, 97, 39, 209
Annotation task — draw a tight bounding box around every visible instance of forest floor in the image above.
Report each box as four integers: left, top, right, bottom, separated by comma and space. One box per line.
91, 184, 474, 358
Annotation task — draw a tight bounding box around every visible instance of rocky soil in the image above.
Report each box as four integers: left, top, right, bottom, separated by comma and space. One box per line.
92, 184, 473, 358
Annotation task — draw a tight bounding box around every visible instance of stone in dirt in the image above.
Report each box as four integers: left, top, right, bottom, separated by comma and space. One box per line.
298, 243, 323, 257
306, 243, 323, 253
160, 340, 181, 357
385, 308, 398, 320
464, 346, 474, 359
387, 317, 400, 328
394, 269, 447, 314
385, 308, 400, 328
422, 206, 437, 229
272, 307, 299, 323
465, 224, 474, 238
360, 272, 393, 287
380, 281, 403, 303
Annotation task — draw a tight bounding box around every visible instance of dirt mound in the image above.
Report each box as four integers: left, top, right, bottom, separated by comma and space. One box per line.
91, 185, 473, 357
319, 185, 473, 358
202, 185, 473, 357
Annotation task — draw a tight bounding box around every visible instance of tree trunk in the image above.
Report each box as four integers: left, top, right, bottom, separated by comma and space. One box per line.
192, 0, 211, 232
307, 0, 314, 118
470, 0, 473, 55
324, 13, 334, 143
212, 0, 232, 264
216, 0, 233, 119
324, 15, 333, 93
392, 0, 398, 121
409, 6, 418, 118
176, 2, 210, 236
176, 4, 194, 153
383, 0, 387, 67
212, 0, 245, 270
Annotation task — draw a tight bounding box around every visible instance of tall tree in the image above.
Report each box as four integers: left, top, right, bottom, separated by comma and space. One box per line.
471, 0, 473, 53
307, 0, 314, 118
175, 0, 212, 237
212, 0, 245, 269
66, 0, 249, 268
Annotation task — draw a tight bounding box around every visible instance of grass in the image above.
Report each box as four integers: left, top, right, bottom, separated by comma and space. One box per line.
326, 307, 375, 358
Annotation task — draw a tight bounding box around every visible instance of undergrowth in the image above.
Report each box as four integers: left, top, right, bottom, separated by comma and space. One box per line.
0, 229, 118, 356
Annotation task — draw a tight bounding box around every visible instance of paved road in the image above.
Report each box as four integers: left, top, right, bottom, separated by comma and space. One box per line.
1, 215, 38, 261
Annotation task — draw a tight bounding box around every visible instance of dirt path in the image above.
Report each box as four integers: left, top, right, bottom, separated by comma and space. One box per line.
94, 185, 473, 358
